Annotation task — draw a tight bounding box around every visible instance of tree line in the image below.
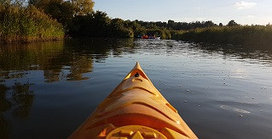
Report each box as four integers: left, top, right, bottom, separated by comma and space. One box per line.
0, 0, 241, 40
1, 0, 272, 46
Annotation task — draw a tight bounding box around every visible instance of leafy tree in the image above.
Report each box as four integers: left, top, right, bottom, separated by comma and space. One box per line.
203, 21, 216, 27
29, 0, 74, 28
69, 11, 110, 37
43, 1, 74, 27
167, 20, 175, 29
28, 0, 37, 4
227, 20, 239, 26
70, 0, 94, 15
28, 0, 50, 8
1, 0, 25, 5
29, 0, 95, 17
0, 0, 10, 4
109, 18, 133, 38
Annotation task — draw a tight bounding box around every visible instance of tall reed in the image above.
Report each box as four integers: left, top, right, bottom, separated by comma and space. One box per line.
172, 26, 272, 47
0, 4, 64, 43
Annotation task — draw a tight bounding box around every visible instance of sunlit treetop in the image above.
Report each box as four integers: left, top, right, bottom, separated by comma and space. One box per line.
71, 0, 94, 15
27, 0, 94, 15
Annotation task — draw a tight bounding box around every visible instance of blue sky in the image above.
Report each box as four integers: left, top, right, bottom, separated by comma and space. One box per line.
94, 0, 272, 25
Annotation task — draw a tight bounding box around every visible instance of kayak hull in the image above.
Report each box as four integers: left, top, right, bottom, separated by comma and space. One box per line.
70, 62, 197, 139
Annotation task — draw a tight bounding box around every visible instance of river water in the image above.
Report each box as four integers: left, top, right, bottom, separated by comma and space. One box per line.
0, 39, 272, 139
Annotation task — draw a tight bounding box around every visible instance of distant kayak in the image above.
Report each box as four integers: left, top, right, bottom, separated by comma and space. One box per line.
70, 62, 197, 139
141, 35, 161, 40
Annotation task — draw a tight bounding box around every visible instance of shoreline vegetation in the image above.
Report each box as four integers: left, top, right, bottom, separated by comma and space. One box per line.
171, 25, 272, 46
1, 0, 272, 47
0, 3, 64, 43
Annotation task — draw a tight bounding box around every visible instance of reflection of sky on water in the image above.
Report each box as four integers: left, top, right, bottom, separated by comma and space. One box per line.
231, 68, 248, 79
220, 105, 250, 114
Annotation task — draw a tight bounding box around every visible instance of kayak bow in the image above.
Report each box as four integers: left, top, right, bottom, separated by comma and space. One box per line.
70, 62, 197, 139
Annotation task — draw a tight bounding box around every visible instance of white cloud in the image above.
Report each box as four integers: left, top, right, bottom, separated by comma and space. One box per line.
234, 1, 256, 10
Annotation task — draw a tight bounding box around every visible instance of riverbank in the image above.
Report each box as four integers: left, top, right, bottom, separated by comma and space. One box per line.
171, 25, 272, 47
1, 1, 272, 47
0, 4, 64, 43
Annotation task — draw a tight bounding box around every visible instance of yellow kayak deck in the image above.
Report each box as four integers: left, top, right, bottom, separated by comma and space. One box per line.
70, 62, 197, 139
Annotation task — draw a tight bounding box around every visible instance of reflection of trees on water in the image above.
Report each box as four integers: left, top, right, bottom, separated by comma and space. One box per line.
0, 84, 11, 139
0, 83, 34, 118
65, 38, 135, 61
11, 83, 34, 118
195, 43, 272, 65
67, 56, 93, 80
0, 41, 65, 82
0, 113, 9, 139
0, 38, 136, 82
0, 38, 136, 137
0, 84, 11, 112
134, 39, 272, 66
0, 82, 34, 138
1, 39, 271, 82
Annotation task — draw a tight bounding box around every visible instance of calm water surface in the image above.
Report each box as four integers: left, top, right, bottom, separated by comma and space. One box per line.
0, 39, 272, 139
